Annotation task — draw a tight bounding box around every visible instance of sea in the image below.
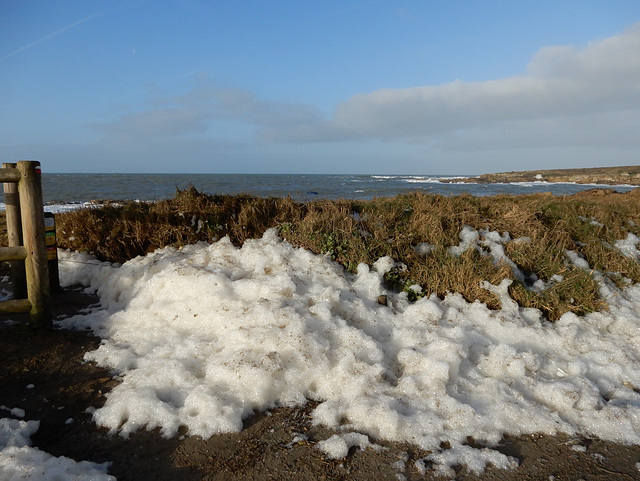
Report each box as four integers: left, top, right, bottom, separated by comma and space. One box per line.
1, 173, 637, 213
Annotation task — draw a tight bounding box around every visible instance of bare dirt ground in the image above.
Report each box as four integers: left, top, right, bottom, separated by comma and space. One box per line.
2, 287, 640, 480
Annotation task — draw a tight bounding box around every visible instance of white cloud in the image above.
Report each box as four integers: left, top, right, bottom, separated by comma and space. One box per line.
93, 107, 211, 141
436, 110, 640, 153
262, 22, 640, 148
87, 23, 640, 173
92, 77, 325, 145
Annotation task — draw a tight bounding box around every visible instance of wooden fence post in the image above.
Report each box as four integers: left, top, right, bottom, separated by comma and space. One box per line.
16, 161, 51, 328
2, 162, 27, 299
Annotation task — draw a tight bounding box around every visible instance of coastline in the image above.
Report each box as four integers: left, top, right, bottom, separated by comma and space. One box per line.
443, 165, 640, 186
22, 172, 637, 207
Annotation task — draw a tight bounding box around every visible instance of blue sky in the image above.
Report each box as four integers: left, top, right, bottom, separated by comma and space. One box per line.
1, 1, 639, 175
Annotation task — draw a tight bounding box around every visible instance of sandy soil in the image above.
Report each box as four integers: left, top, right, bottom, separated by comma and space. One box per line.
2, 287, 640, 480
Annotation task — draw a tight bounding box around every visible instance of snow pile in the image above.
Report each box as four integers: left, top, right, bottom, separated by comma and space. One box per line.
0, 418, 114, 481
58, 228, 640, 475
447, 225, 562, 292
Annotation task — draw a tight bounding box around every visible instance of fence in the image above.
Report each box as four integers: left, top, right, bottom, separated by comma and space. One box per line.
0, 161, 51, 328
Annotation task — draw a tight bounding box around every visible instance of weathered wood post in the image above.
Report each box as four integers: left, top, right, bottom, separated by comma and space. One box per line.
2, 162, 27, 299
16, 161, 51, 328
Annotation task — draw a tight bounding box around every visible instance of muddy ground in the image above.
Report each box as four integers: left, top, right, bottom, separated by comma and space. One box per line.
1, 287, 640, 480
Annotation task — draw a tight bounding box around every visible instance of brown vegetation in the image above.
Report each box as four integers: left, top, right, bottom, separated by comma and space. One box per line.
44, 185, 640, 321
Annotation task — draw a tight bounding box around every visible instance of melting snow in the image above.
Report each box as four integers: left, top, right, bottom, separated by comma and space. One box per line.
0, 418, 114, 481
55, 227, 640, 475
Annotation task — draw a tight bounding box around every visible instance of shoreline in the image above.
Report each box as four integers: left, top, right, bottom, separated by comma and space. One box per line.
17, 172, 637, 206
443, 165, 640, 186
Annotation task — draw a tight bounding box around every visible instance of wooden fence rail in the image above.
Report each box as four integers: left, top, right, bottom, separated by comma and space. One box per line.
0, 161, 51, 327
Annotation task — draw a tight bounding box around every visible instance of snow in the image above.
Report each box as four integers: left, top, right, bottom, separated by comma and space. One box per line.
51, 227, 640, 475
1, 406, 25, 418
615, 233, 640, 260
412, 242, 434, 257
0, 418, 114, 481
448, 225, 479, 256
317, 433, 376, 459
447, 226, 566, 293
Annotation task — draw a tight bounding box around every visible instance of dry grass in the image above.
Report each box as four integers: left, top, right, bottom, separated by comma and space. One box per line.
54, 187, 302, 263
5, 186, 640, 321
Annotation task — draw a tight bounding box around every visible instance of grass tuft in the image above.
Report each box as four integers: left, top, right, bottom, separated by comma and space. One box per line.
4, 186, 640, 321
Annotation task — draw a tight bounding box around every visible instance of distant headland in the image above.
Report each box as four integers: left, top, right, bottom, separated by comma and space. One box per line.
444, 165, 640, 186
